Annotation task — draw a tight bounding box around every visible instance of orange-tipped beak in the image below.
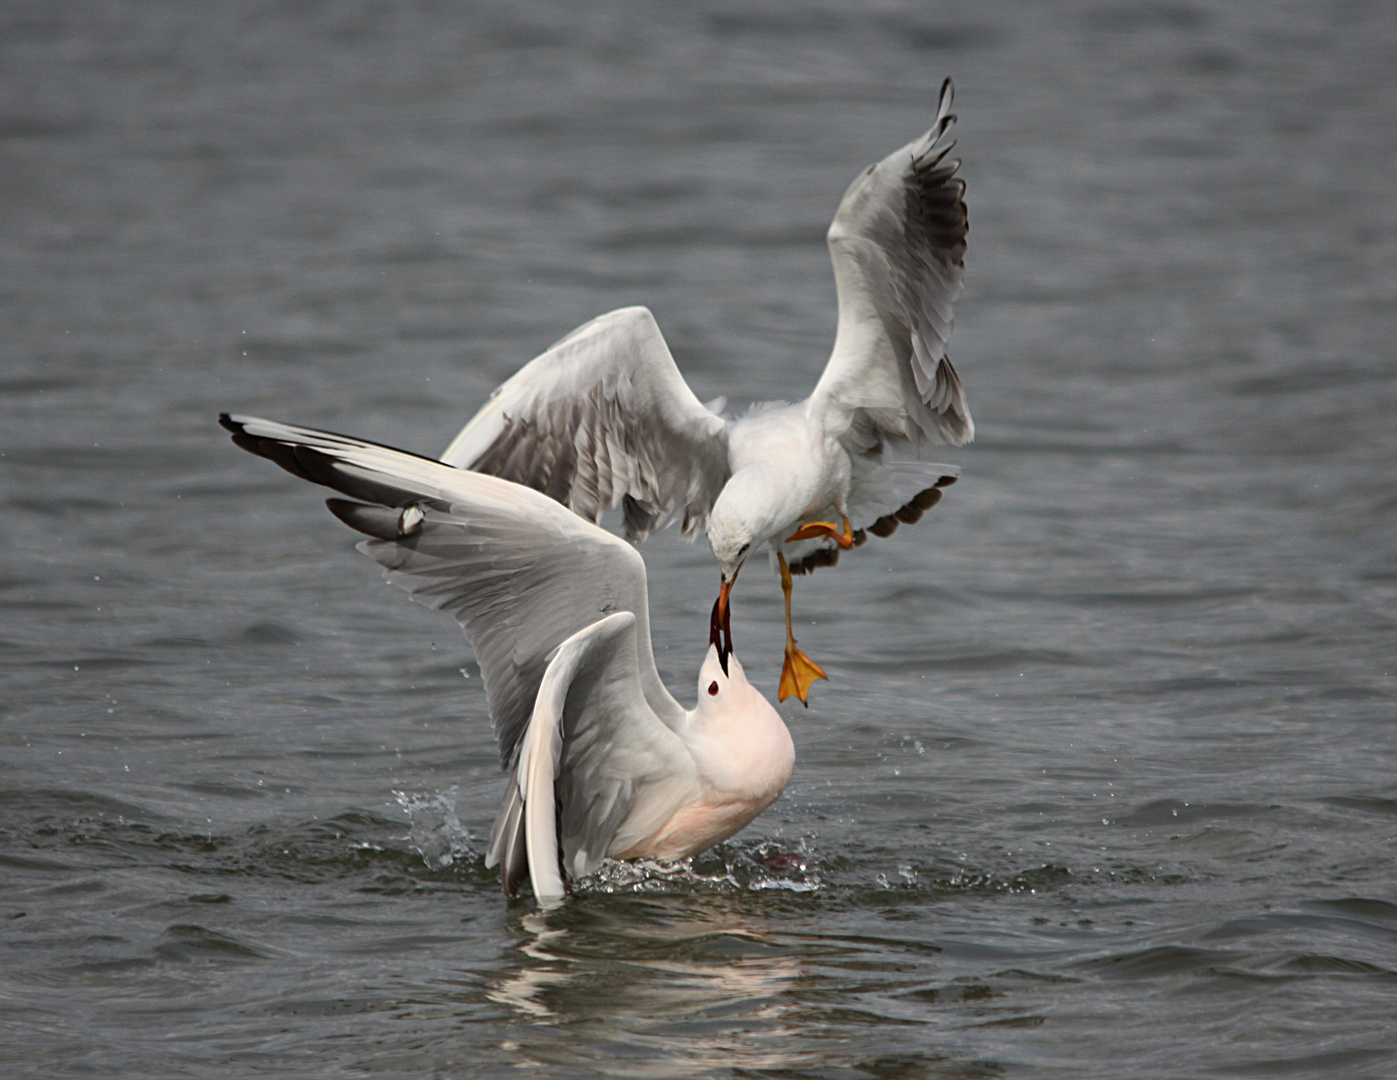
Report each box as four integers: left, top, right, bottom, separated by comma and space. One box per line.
712, 571, 739, 675
718, 562, 742, 619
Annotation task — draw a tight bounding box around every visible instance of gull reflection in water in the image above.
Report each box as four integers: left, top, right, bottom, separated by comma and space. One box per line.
488, 891, 806, 1074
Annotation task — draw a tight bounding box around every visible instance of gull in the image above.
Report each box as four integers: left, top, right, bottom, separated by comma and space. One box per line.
441, 79, 972, 705
220, 413, 794, 904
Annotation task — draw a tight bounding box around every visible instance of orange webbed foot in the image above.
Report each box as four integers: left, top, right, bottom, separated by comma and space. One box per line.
778, 641, 827, 706
785, 515, 855, 549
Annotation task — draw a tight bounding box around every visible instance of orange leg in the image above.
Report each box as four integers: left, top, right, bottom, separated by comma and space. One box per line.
785, 514, 855, 548
777, 552, 827, 706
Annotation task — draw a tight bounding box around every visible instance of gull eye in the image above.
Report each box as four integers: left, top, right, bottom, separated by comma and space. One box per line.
737, 543, 750, 556
708, 681, 719, 696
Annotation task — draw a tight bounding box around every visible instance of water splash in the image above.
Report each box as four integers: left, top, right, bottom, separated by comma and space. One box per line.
392, 787, 475, 870
573, 836, 823, 896
725, 838, 823, 893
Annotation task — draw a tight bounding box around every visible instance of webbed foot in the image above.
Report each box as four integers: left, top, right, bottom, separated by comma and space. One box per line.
779, 641, 827, 706
785, 515, 855, 549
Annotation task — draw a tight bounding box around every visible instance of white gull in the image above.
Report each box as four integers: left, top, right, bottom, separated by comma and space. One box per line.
441, 79, 973, 705
221, 413, 793, 904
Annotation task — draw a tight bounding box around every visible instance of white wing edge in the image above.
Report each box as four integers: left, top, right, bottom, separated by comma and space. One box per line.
440, 306, 667, 469
439, 389, 505, 469
810, 79, 972, 451
496, 612, 639, 904
221, 412, 686, 761
441, 308, 631, 467
438, 306, 730, 540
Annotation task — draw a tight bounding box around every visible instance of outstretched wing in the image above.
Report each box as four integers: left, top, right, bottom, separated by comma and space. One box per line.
809, 78, 974, 452
442, 306, 731, 541
220, 414, 685, 771
783, 460, 961, 577
496, 612, 699, 901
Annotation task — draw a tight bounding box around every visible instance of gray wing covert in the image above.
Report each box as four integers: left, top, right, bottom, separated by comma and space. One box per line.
219, 413, 684, 772
811, 78, 973, 451
441, 306, 731, 541
500, 613, 697, 892
348, 503, 656, 773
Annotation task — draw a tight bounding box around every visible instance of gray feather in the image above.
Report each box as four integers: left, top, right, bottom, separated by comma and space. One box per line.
441, 306, 731, 541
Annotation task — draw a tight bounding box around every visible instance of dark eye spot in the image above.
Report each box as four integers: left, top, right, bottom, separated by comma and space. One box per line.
737, 543, 750, 556
708, 681, 719, 696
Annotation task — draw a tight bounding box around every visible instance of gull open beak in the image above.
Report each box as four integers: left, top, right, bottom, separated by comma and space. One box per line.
712, 566, 741, 676
709, 594, 730, 675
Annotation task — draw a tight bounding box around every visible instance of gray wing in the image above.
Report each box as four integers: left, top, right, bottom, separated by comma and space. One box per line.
441, 306, 731, 541
809, 78, 974, 451
781, 460, 961, 577
220, 414, 685, 771
495, 612, 698, 901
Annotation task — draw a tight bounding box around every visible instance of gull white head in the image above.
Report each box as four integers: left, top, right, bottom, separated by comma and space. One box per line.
700, 597, 773, 718
707, 469, 786, 626
695, 609, 793, 811
697, 640, 749, 704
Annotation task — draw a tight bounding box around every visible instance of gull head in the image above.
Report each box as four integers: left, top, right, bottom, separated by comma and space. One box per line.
698, 637, 748, 703
706, 509, 755, 585
699, 615, 770, 724
708, 467, 783, 590
696, 635, 793, 808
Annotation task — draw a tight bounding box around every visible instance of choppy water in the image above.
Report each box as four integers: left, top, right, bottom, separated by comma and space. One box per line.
4, 2, 1396, 1077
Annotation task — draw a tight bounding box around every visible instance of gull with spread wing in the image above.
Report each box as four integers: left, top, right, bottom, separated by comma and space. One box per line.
441, 79, 973, 705
221, 413, 793, 904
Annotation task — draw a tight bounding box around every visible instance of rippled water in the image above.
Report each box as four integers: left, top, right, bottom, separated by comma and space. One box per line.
4, 2, 1396, 1077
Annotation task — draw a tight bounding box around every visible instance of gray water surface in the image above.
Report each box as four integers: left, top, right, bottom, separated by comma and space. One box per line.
3, 3, 1396, 1077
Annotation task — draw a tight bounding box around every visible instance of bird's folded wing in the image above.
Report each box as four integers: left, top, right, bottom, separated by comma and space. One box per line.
499, 612, 698, 900
441, 306, 730, 541
809, 78, 974, 452
220, 414, 685, 771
